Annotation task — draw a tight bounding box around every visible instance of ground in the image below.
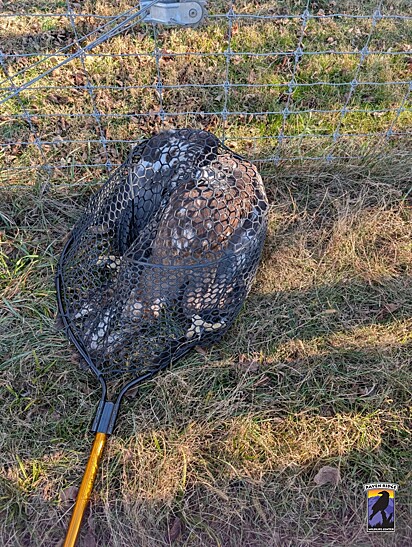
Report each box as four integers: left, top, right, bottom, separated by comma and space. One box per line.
0, 1, 411, 546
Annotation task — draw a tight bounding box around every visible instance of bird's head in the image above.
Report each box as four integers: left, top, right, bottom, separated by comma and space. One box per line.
378, 491, 390, 498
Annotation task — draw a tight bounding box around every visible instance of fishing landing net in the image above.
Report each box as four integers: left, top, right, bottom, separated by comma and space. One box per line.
56, 128, 268, 545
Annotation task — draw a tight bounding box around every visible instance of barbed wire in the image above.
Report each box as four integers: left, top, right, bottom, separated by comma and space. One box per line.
65, 1, 111, 172
3, 149, 411, 177
1, 11, 412, 21
1, 130, 410, 148
0, 1, 411, 188
3, 106, 410, 119
2, 49, 411, 61
0, 80, 410, 94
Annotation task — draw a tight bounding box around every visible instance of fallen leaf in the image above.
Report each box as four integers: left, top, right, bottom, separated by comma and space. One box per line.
60, 485, 78, 505
166, 516, 182, 544
238, 354, 260, 373
195, 345, 208, 357
248, 69, 257, 84
122, 449, 134, 463
83, 531, 97, 547
376, 303, 401, 320
314, 466, 341, 486
125, 384, 141, 398
73, 71, 85, 86
55, 313, 64, 330
47, 94, 70, 105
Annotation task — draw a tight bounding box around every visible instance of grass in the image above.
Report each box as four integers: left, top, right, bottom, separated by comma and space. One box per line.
1, 1, 412, 546
1, 0, 412, 182
1, 151, 411, 546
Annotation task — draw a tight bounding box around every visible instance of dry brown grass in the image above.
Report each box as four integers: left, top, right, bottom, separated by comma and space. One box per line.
1, 151, 411, 546
1, 1, 412, 546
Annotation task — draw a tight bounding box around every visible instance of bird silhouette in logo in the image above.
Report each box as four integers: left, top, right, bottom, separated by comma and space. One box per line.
369, 491, 390, 522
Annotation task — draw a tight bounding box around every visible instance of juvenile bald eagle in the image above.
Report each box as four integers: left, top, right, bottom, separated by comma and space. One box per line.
116, 128, 220, 255
82, 128, 220, 257
122, 149, 268, 345
67, 129, 267, 364
69, 129, 220, 351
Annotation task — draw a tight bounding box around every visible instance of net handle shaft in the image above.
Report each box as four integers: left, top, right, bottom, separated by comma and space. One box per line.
63, 432, 107, 547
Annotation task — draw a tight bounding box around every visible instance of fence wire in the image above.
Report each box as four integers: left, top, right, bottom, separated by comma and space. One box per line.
0, 1, 411, 188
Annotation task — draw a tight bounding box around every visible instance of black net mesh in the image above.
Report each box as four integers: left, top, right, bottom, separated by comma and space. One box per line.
58, 129, 268, 378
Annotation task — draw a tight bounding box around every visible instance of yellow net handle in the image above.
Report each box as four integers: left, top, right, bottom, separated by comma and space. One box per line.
63, 432, 107, 547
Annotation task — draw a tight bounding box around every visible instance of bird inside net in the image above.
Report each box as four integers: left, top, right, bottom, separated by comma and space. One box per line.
57, 128, 268, 545
59, 129, 269, 380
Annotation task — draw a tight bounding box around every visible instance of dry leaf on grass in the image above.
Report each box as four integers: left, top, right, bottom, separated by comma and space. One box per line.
83, 531, 97, 547
238, 354, 260, 373
248, 69, 257, 84
60, 485, 78, 505
125, 384, 141, 398
166, 516, 182, 544
376, 303, 402, 320
54, 313, 64, 330
195, 345, 208, 357
314, 466, 341, 486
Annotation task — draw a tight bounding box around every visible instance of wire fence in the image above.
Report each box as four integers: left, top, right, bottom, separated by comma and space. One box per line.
0, 1, 411, 189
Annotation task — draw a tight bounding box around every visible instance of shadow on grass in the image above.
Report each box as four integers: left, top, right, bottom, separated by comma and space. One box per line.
247, 274, 411, 333
1, 152, 411, 545
1, 276, 410, 545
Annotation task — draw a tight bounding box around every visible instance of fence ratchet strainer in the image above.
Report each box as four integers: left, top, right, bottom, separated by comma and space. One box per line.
56, 128, 268, 545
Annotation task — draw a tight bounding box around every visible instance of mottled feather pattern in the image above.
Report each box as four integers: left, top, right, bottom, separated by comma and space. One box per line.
149, 154, 264, 264
60, 129, 268, 376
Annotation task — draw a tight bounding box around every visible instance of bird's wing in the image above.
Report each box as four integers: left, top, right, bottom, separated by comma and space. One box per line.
148, 153, 254, 263
181, 155, 267, 315
115, 129, 221, 322
129, 153, 266, 341
117, 129, 220, 255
